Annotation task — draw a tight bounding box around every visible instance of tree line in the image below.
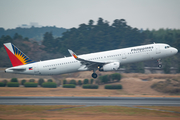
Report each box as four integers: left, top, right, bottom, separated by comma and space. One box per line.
42, 18, 145, 55
42, 18, 180, 55
0, 26, 67, 41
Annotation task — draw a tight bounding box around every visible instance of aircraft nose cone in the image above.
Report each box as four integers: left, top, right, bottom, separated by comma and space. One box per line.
174, 48, 178, 54
170, 48, 178, 55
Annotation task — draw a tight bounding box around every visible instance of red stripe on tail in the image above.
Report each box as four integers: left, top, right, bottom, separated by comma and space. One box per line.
4, 45, 24, 67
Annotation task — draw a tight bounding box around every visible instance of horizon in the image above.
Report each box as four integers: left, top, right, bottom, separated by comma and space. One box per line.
0, 0, 180, 30
1, 20, 180, 31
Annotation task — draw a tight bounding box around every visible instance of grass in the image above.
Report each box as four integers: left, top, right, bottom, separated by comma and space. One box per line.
1, 73, 180, 97
0, 105, 180, 120
136, 106, 180, 113
151, 79, 180, 94
0, 105, 80, 113
68, 106, 179, 117
122, 73, 180, 79
0, 87, 124, 97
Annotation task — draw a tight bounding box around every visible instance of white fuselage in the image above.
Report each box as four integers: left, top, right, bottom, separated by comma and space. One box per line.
5, 43, 178, 75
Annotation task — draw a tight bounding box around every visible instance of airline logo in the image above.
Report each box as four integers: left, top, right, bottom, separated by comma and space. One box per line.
72, 53, 78, 59
3, 43, 34, 67
29, 67, 33, 70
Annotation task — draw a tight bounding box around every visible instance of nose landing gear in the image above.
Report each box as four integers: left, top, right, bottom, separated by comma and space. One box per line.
157, 59, 162, 68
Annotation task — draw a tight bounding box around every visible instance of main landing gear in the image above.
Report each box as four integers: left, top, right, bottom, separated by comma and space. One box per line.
92, 73, 97, 78
91, 69, 98, 78
157, 59, 162, 68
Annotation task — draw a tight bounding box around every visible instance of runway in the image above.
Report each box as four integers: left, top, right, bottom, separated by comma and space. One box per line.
0, 97, 180, 106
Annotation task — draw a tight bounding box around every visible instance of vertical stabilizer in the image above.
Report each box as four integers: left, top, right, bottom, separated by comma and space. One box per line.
3, 43, 34, 67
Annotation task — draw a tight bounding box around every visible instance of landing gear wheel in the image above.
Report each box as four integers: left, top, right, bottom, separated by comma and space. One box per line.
157, 59, 162, 68
158, 64, 162, 68
92, 73, 97, 78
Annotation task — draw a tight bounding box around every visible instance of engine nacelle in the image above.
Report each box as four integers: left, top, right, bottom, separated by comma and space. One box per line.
99, 62, 120, 71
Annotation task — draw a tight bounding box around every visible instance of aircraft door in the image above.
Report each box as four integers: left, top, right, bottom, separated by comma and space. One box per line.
34, 63, 39, 74
122, 52, 126, 59
156, 45, 161, 54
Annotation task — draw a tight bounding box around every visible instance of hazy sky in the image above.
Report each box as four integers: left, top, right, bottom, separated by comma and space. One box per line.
0, 0, 180, 30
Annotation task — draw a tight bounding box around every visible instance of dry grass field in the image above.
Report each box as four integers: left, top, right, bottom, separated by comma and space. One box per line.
0, 71, 180, 120
0, 105, 180, 120
0, 72, 180, 97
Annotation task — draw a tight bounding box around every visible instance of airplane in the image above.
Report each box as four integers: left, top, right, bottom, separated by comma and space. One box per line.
3, 42, 178, 78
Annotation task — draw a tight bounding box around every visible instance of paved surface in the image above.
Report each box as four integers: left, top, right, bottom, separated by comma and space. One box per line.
0, 97, 180, 106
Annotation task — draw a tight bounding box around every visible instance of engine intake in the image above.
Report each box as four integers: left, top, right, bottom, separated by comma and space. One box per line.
99, 62, 120, 71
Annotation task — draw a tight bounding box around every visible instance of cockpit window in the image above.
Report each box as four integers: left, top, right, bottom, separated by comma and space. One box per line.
165, 46, 170, 49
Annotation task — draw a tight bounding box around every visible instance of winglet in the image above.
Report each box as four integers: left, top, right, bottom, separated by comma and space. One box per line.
68, 49, 78, 59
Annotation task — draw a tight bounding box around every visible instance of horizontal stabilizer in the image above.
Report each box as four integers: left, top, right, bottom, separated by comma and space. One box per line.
5, 67, 26, 72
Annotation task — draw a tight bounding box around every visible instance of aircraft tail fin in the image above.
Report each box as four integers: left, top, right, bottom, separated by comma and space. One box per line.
3, 43, 34, 67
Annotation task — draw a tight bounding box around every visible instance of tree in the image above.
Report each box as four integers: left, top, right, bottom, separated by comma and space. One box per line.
13, 33, 23, 39
110, 73, 121, 82
136, 62, 145, 73
47, 79, 53, 82
69, 80, 76, 85
163, 58, 171, 74
88, 19, 94, 26
99, 75, 109, 83
124, 62, 144, 73
2, 80, 8, 86
83, 79, 89, 84
11, 78, 18, 82
42, 32, 58, 53
0, 35, 12, 48
63, 80, 67, 84
78, 80, 82, 86
112, 19, 127, 28
90, 79, 94, 84
177, 63, 180, 73
97, 18, 104, 26
38, 78, 45, 86
21, 79, 26, 85
174, 34, 180, 52
29, 79, 35, 82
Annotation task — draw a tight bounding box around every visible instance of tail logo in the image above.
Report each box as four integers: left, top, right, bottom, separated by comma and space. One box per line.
72, 54, 78, 59
12, 44, 33, 64
4, 43, 34, 67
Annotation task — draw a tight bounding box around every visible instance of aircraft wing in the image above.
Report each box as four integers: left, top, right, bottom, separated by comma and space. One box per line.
68, 49, 107, 70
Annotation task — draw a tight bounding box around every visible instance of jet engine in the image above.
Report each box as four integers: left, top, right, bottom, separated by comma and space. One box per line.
99, 62, 120, 71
